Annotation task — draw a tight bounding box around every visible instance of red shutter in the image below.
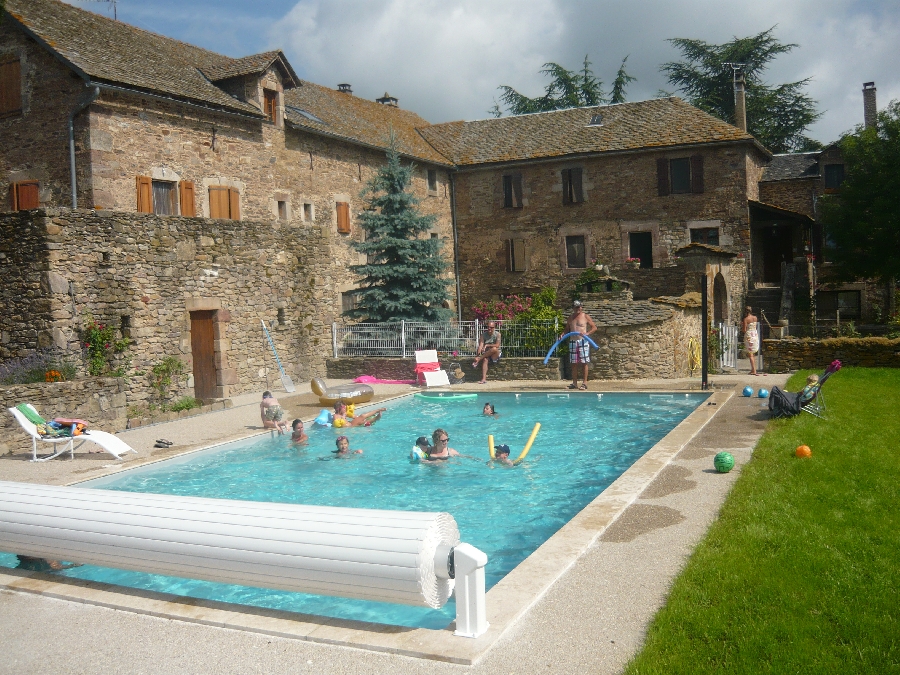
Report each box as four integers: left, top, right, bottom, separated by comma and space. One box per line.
179, 181, 196, 217
136, 176, 152, 213
0, 60, 22, 116
228, 188, 240, 220
15, 182, 39, 210
336, 202, 351, 233
691, 155, 705, 193
656, 158, 669, 196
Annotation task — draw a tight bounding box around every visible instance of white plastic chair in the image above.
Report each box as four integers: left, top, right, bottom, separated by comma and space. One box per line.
414, 350, 450, 387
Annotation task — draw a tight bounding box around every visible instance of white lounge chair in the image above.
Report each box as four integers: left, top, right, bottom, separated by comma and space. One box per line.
414, 350, 450, 387
8, 404, 137, 462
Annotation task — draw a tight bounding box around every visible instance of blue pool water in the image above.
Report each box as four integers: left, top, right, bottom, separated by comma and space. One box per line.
0, 392, 707, 628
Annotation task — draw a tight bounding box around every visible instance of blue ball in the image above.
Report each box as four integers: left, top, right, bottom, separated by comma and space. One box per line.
758, 388, 769, 398
742, 386, 753, 397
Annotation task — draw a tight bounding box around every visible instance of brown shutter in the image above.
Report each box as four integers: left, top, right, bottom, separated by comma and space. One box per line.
0, 60, 22, 115
9, 183, 17, 211
15, 182, 39, 210
505, 239, 512, 271
562, 169, 572, 204
136, 176, 152, 213
512, 238, 526, 271
336, 201, 351, 233
656, 158, 669, 196
209, 186, 227, 219
179, 181, 196, 217
572, 168, 583, 203
512, 173, 523, 207
228, 188, 240, 220
691, 155, 705, 193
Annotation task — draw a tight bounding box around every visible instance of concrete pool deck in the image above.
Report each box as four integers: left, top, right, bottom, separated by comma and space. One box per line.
0, 370, 788, 674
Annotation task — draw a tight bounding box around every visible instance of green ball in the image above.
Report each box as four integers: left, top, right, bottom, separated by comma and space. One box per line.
714, 452, 735, 473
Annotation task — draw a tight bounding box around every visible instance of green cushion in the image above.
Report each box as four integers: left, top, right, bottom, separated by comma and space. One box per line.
15, 404, 46, 425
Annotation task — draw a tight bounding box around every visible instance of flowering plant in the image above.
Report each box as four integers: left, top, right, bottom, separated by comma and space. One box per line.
626, 257, 641, 263
472, 294, 532, 322
80, 316, 130, 376
44, 370, 63, 382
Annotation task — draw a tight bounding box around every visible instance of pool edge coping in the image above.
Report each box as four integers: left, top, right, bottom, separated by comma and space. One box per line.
0, 389, 732, 665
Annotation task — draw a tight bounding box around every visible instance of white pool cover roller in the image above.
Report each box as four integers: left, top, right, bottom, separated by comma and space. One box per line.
0, 481, 462, 609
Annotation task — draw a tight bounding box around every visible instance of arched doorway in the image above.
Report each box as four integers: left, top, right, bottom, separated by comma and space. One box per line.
713, 273, 727, 325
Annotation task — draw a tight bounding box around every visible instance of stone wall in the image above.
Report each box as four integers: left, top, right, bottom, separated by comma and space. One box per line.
758, 178, 820, 219
325, 357, 563, 381
0, 378, 127, 456
763, 337, 900, 372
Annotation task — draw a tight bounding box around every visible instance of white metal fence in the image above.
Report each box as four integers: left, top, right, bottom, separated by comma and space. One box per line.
717, 323, 738, 370
332, 320, 561, 358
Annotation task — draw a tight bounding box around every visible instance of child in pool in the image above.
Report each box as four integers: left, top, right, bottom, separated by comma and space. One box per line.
290, 419, 308, 444
260, 391, 288, 435
332, 402, 386, 428
333, 435, 362, 456
491, 443, 514, 466
482, 402, 497, 417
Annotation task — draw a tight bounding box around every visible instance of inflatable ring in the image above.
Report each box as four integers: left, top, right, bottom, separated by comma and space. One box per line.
311, 377, 374, 406
410, 446, 428, 462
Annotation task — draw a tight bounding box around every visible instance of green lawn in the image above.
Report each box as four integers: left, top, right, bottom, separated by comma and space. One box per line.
624, 368, 900, 674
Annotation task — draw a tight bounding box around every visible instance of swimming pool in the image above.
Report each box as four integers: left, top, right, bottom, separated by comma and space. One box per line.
0, 392, 708, 629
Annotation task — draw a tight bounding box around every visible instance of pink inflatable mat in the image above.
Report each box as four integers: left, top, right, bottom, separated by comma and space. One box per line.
353, 375, 417, 385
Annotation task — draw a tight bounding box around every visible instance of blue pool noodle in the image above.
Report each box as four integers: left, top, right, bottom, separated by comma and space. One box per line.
543, 332, 600, 365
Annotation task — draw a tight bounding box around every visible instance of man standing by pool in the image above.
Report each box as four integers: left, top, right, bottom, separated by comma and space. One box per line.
567, 300, 597, 390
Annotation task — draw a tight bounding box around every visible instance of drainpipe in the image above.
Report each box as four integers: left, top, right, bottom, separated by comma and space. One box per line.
68, 86, 100, 209
449, 171, 462, 321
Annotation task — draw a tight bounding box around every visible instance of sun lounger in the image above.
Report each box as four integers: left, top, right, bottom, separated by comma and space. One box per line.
8, 404, 137, 462
415, 349, 449, 387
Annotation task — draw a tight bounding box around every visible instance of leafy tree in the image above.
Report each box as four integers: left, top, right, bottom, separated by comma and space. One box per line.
662, 27, 821, 153
493, 55, 634, 116
819, 101, 900, 284
345, 134, 452, 322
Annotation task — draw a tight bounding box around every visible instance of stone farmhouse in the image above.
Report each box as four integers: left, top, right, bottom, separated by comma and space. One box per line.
2, 0, 878, 402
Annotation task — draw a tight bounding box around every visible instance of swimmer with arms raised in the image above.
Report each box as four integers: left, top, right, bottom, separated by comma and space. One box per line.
332, 402, 386, 427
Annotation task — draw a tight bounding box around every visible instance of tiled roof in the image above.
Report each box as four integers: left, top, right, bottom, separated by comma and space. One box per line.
761, 152, 820, 182
200, 51, 299, 88
673, 243, 737, 257
579, 300, 674, 327
6, 0, 262, 116
418, 98, 762, 166
284, 81, 451, 165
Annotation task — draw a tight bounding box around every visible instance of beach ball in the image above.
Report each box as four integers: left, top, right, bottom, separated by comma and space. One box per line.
757, 388, 769, 398
714, 452, 735, 473
795, 445, 812, 458
742, 386, 753, 397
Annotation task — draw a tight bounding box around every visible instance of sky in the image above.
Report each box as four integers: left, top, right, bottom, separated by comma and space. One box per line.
67, 0, 900, 146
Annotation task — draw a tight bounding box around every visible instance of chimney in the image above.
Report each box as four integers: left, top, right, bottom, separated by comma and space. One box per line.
337, 83, 352, 94
376, 92, 398, 108
863, 82, 877, 129
733, 68, 747, 132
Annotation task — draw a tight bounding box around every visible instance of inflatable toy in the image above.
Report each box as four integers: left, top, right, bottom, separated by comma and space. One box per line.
313, 409, 332, 427
742, 386, 753, 397
410, 447, 428, 461
415, 392, 478, 401
757, 388, 769, 398
488, 434, 495, 459
543, 332, 600, 365
515, 423, 541, 463
795, 445, 812, 458
311, 377, 374, 406
714, 452, 735, 473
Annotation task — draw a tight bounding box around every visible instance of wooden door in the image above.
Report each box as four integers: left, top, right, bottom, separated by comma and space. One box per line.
190, 310, 217, 400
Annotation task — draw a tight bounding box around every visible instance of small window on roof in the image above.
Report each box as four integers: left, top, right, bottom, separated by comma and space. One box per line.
588, 114, 603, 126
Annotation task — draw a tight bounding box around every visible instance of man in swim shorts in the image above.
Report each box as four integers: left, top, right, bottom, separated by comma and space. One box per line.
260, 391, 287, 435
473, 321, 502, 384
566, 301, 597, 390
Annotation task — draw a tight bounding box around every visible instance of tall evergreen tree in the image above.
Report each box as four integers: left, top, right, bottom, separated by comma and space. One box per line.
493, 55, 634, 116
662, 27, 822, 153
344, 135, 452, 322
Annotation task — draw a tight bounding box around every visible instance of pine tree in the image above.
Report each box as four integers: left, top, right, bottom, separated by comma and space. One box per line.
344, 135, 453, 322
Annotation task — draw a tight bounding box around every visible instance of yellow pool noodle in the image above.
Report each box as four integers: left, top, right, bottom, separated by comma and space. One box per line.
515, 423, 541, 463
488, 434, 495, 459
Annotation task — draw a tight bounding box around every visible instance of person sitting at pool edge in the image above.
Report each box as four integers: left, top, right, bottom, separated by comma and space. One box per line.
290, 419, 308, 444
428, 428, 459, 459
260, 391, 288, 435
332, 402, 386, 428
473, 321, 502, 384
333, 435, 362, 455
483, 402, 497, 417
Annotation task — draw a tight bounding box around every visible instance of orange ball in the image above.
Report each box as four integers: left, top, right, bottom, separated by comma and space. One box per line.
795, 445, 812, 458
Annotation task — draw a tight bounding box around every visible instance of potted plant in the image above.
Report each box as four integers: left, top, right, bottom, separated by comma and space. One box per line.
626, 257, 641, 269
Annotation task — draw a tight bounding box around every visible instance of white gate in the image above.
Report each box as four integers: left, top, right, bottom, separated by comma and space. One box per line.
718, 323, 738, 369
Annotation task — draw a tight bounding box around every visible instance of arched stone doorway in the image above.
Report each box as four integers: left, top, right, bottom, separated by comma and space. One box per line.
713, 273, 728, 325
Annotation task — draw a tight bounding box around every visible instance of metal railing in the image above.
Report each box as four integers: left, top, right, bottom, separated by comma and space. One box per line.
717, 323, 738, 369
332, 319, 561, 358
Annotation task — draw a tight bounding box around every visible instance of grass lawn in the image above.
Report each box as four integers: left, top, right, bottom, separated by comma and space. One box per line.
624, 367, 900, 674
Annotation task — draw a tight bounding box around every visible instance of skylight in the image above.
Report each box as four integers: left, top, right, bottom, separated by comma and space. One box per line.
286, 106, 326, 125
587, 114, 603, 127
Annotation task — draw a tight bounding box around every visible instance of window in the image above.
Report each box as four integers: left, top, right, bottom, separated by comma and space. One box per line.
690, 227, 720, 246
277, 200, 288, 221
657, 155, 704, 195
817, 290, 860, 319
502, 173, 523, 208
136, 177, 194, 215
336, 201, 351, 234
506, 238, 527, 272
562, 168, 584, 204
9, 181, 38, 210
565, 235, 586, 269
209, 186, 240, 220
341, 291, 360, 314
263, 89, 278, 124
824, 164, 844, 190
427, 169, 438, 193
0, 57, 22, 117
302, 202, 313, 222
151, 180, 177, 215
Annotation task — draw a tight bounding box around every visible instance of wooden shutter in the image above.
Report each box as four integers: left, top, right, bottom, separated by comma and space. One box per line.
228, 188, 240, 220
690, 155, 705, 193
656, 158, 669, 196
0, 59, 22, 116
8, 183, 14, 211
264, 90, 277, 124
511, 238, 526, 271
136, 176, 152, 213
571, 168, 583, 203
179, 181, 196, 217
502, 175, 513, 207
562, 170, 572, 204
512, 173, 523, 207
209, 186, 228, 219
336, 201, 351, 234
15, 182, 39, 210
